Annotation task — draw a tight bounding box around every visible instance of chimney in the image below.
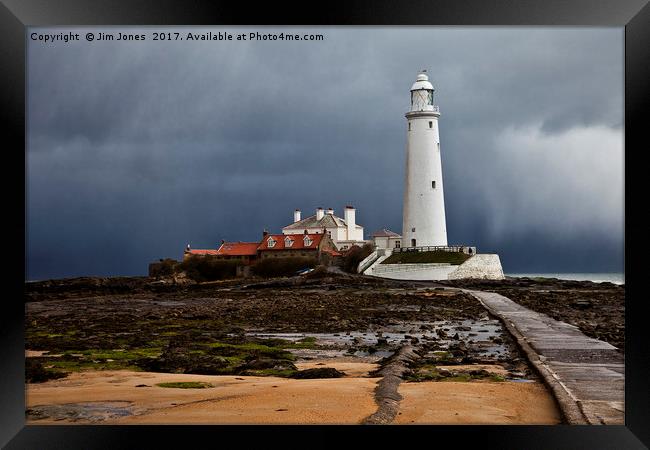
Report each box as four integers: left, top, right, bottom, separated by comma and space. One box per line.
262, 229, 269, 238
316, 207, 324, 220
326, 207, 334, 215
294, 209, 301, 223
344, 205, 356, 240
304, 229, 309, 235
221, 239, 225, 245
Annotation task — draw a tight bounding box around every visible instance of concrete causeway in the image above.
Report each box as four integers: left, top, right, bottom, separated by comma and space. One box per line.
465, 289, 624, 425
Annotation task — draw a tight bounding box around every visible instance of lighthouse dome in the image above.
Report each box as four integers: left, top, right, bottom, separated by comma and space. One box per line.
410, 72, 434, 91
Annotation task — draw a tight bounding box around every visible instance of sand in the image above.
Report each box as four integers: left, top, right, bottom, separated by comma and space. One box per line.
26, 361, 562, 425
395, 380, 562, 424
26, 367, 380, 425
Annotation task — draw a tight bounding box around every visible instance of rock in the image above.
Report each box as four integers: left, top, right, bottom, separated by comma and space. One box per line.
572, 299, 592, 309
449, 341, 467, 357
244, 358, 297, 371
290, 367, 345, 379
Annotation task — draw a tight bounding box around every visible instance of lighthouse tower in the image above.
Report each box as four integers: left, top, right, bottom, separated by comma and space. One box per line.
402, 70, 448, 248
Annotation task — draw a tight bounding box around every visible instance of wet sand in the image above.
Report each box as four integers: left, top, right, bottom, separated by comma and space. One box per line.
27, 364, 562, 425
27, 369, 379, 425
395, 380, 562, 424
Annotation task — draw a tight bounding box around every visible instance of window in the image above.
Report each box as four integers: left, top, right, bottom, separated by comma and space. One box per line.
285, 236, 294, 247
432, 181, 436, 189
395, 241, 401, 248
267, 237, 276, 248
408, 122, 411, 131
411, 239, 416, 247
427, 91, 433, 105
411, 227, 416, 232
342, 245, 348, 250
429, 121, 432, 128
303, 235, 313, 246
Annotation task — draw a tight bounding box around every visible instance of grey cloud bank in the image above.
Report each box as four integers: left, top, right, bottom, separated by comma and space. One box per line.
27, 27, 624, 280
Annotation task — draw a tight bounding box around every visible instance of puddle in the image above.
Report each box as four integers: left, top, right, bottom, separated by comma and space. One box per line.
27, 401, 135, 422
246, 317, 512, 362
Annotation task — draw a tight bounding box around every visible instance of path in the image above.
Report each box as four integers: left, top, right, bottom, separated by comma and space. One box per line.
465, 289, 624, 425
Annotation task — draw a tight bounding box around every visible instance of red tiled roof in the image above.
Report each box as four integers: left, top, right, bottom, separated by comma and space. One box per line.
186, 249, 219, 256
258, 233, 323, 251
323, 249, 342, 257
216, 242, 260, 256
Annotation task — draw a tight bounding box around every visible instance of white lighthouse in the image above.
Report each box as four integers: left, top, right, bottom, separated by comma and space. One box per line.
402, 70, 448, 248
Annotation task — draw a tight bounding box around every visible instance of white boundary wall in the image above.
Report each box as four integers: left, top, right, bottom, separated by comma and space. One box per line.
372, 263, 457, 280
367, 253, 505, 281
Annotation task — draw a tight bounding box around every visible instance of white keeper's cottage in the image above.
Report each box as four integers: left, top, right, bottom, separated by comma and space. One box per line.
282, 206, 368, 251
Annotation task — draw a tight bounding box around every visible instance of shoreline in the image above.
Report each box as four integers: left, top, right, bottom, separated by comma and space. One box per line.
506, 273, 624, 285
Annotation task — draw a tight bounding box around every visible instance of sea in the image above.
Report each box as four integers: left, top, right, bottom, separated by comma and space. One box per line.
506, 273, 624, 285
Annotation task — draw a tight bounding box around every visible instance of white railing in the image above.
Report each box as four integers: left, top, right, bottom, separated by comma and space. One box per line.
391, 245, 476, 255
373, 262, 453, 274
357, 250, 381, 273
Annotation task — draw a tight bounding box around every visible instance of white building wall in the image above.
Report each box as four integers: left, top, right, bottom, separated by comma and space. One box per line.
374, 236, 389, 249
389, 236, 402, 249
335, 227, 348, 242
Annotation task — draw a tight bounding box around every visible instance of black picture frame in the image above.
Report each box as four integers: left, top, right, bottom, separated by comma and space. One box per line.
3, 0, 648, 448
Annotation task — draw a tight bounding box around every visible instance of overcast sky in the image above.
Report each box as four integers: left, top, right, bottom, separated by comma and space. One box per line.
26, 27, 624, 280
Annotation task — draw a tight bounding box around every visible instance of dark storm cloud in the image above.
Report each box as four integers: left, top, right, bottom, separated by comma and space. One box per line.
26, 27, 624, 279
